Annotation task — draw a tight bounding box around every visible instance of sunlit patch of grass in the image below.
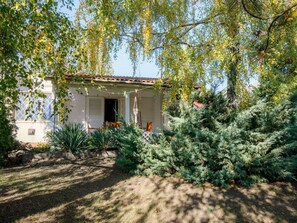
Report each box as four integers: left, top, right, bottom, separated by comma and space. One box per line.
0, 158, 113, 202
1, 158, 297, 223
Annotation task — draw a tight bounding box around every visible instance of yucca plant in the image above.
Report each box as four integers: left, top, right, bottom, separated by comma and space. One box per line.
49, 123, 88, 154
89, 129, 112, 151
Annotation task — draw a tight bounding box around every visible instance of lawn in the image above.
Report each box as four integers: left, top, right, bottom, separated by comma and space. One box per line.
0, 157, 296, 223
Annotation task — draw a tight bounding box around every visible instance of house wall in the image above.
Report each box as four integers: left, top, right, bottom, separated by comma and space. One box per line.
67, 84, 163, 132
15, 81, 165, 143
16, 121, 54, 143
67, 86, 87, 125
15, 80, 54, 143
132, 90, 163, 131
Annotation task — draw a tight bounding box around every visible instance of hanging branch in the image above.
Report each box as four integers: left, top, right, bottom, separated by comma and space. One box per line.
264, 2, 297, 51
241, 0, 269, 20
241, 0, 297, 52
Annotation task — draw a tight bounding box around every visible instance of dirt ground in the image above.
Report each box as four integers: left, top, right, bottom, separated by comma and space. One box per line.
0, 157, 297, 223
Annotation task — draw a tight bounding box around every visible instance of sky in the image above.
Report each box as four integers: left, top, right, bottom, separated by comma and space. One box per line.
61, 1, 159, 78
112, 48, 160, 78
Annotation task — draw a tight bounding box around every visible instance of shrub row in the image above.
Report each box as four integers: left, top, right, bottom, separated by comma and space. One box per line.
0, 105, 15, 165
115, 93, 297, 187
48, 123, 119, 154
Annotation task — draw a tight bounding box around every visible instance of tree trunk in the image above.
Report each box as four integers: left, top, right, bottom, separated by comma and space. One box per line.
227, 48, 239, 108
226, 14, 240, 108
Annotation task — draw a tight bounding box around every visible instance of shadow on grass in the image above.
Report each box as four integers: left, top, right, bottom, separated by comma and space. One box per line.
1, 159, 297, 223
55, 176, 297, 223
169, 181, 297, 223
0, 160, 130, 223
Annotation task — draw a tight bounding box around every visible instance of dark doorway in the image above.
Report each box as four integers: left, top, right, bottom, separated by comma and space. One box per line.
104, 99, 118, 122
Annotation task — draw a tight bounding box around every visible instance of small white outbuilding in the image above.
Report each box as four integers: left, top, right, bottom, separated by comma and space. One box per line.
15, 75, 168, 143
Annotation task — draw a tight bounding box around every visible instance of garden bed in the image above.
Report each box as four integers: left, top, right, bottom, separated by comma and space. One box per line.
6, 143, 118, 167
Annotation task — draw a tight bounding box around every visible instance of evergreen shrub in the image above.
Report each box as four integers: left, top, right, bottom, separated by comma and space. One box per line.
0, 106, 14, 165
116, 92, 297, 187
113, 123, 147, 173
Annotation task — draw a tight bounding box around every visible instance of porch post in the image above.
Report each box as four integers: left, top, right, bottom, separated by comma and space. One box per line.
125, 91, 130, 124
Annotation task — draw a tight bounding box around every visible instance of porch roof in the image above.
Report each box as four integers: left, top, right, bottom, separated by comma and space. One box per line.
48, 74, 199, 89
57, 74, 162, 86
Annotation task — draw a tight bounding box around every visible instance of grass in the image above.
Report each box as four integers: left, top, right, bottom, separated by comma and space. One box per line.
0, 157, 297, 223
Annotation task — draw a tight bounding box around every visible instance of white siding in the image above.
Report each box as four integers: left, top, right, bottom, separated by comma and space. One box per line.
15, 80, 54, 143
139, 98, 154, 129
86, 97, 104, 128
16, 82, 165, 143
15, 121, 54, 143
67, 87, 87, 126
153, 93, 163, 132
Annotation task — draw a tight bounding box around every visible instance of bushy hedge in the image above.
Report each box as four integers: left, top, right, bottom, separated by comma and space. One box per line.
113, 123, 147, 172
0, 106, 14, 165
116, 93, 297, 187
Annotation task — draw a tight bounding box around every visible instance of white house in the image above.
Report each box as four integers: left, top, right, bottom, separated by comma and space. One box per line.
15, 75, 167, 143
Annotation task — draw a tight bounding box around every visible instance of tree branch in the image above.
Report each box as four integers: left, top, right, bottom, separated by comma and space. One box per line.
264, 2, 297, 51
178, 15, 218, 28
120, 33, 144, 47
241, 0, 269, 20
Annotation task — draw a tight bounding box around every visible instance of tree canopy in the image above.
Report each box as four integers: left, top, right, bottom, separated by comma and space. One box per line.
0, 0, 77, 121
1, 0, 297, 122
78, 0, 297, 105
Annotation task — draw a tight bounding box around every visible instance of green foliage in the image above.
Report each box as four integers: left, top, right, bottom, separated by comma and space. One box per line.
0, 104, 14, 165
166, 102, 181, 117
34, 143, 51, 153
116, 93, 297, 187
78, 0, 297, 104
140, 136, 175, 177
114, 124, 147, 173
48, 123, 88, 154
0, 0, 78, 122
89, 129, 115, 151
257, 58, 297, 104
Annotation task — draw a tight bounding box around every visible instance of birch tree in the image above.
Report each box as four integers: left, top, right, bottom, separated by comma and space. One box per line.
0, 0, 78, 121
78, 0, 297, 106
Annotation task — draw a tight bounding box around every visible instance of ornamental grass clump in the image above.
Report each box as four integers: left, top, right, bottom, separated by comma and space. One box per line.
89, 128, 117, 151
49, 123, 88, 154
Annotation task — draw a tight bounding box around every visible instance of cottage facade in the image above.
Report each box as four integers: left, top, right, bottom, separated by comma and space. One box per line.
15, 76, 166, 143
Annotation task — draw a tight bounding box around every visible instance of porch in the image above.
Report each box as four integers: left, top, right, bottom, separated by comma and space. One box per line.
67, 84, 163, 133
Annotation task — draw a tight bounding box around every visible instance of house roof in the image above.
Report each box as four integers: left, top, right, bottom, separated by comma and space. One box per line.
49, 74, 199, 89
51, 74, 162, 86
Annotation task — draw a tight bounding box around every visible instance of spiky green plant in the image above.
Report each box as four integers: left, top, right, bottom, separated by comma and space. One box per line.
49, 123, 88, 154
89, 129, 112, 151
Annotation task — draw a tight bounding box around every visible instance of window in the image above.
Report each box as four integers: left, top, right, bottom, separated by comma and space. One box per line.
15, 93, 53, 121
